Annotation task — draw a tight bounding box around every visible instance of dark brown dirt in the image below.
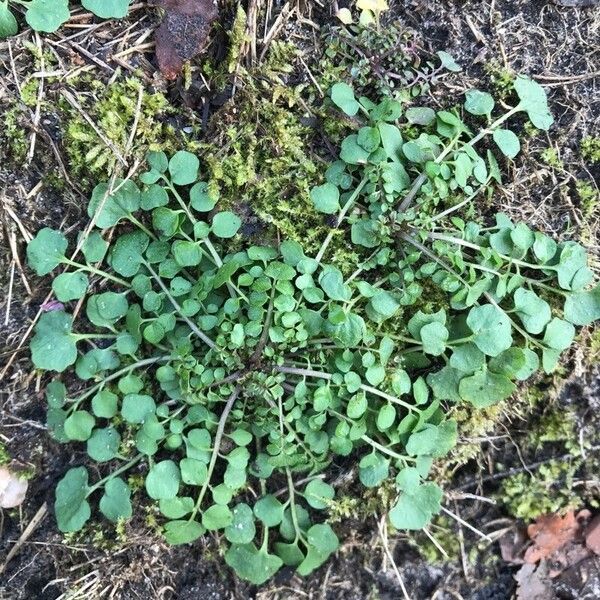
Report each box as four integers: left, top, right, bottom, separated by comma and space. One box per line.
1, 1, 599, 599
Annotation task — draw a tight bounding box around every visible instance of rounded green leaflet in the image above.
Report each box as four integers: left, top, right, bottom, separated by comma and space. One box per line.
190, 182, 218, 212
55, 467, 91, 533
377, 403, 396, 431
121, 394, 156, 424
514, 76, 553, 131
464, 89, 495, 115
212, 483, 234, 505
146, 151, 168, 173
180, 458, 208, 485
357, 126, 381, 153
164, 520, 205, 545
493, 129, 520, 159
419, 321, 449, 356
330, 82, 360, 116
513, 288, 551, 334
304, 479, 334, 509
564, 285, 600, 326
88, 179, 141, 228
76, 348, 120, 380
254, 494, 284, 527
99, 477, 132, 522
406, 421, 457, 457
168, 151, 199, 186
466, 304, 512, 357
172, 240, 202, 267
159, 496, 194, 519
31, 311, 77, 372
26, 0, 70, 32
310, 182, 340, 214
80, 230, 108, 263
225, 543, 283, 585
146, 460, 180, 500
0, 3, 18, 38
141, 184, 169, 210
51, 272, 89, 302
229, 428, 252, 446
87, 427, 120, 462
389, 482, 442, 530
359, 452, 389, 487
340, 134, 370, 164
396, 467, 421, 494
405, 107, 435, 125
110, 230, 150, 277
82, 0, 131, 18
64, 410, 95, 441
87, 292, 128, 327
212, 211, 242, 238
296, 523, 339, 576
543, 317, 575, 351
449, 343, 485, 374
202, 504, 233, 530
27, 228, 68, 275
458, 369, 516, 408
225, 503, 256, 544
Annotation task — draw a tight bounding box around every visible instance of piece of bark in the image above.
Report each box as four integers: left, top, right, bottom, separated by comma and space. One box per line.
154, 0, 219, 80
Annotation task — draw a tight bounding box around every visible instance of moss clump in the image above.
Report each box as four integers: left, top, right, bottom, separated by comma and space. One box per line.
499, 460, 582, 520
540, 147, 564, 170
0, 442, 10, 465
2, 106, 29, 164
581, 136, 600, 163
576, 180, 599, 219
483, 61, 514, 99
61, 77, 186, 188
497, 408, 598, 520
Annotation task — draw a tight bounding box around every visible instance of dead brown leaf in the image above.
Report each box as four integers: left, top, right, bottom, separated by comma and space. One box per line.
524, 511, 581, 564
153, 0, 219, 80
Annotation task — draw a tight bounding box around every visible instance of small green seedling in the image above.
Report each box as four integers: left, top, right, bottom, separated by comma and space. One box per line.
0, 0, 130, 38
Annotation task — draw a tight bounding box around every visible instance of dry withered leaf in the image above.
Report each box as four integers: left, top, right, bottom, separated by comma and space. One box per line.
524, 511, 581, 564
0, 466, 28, 508
154, 0, 218, 80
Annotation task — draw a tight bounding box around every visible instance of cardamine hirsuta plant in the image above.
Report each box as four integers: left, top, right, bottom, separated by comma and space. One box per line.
27, 74, 600, 584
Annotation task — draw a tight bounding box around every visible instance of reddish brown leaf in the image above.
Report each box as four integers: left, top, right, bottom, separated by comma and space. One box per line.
524, 511, 581, 564
154, 0, 218, 80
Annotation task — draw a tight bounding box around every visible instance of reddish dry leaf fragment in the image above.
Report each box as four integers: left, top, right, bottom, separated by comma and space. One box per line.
154, 0, 219, 80
524, 511, 581, 564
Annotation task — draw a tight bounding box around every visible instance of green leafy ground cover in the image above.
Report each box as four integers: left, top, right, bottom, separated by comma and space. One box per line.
25, 70, 600, 584
0, 0, 130, 38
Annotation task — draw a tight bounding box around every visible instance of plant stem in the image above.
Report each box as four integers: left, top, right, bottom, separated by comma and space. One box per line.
127, 215, 157, 240
87, 454, 143, 494
73, 356, 171, 405
361, 435, 415, 462
314, 177, 369, 264
190, 385, 242, 519
64, 259, 131, 288
143, 261, 217, 350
